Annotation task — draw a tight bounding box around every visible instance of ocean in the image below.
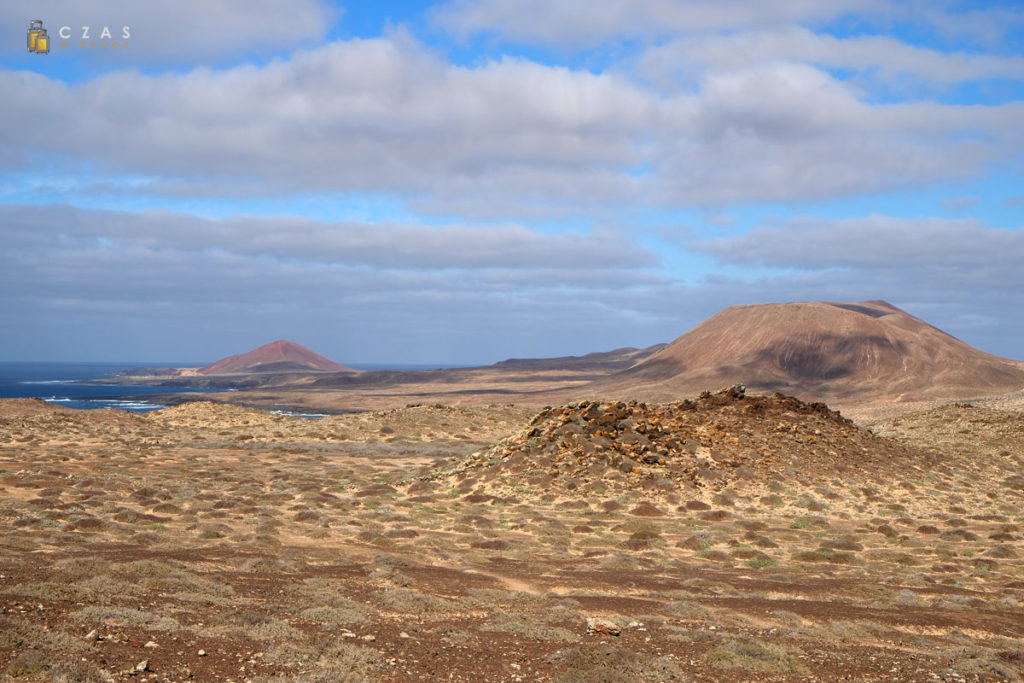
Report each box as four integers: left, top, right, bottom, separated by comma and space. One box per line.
0, 361, 477, 415
0, 362, 214, 413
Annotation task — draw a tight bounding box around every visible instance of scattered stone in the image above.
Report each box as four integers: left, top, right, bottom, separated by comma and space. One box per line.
456, 387, 927, 496
135, 660, 149, 672
361, 634, 377, 642
197, 649, 207, 657
586, 617, 621, 636
85, 629, 98, 641
144, 640, 158, 648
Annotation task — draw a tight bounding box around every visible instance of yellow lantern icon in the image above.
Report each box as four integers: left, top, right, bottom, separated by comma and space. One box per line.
28, 20, 50, 54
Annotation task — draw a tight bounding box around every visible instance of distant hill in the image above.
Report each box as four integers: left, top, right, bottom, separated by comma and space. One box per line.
595, 300, 1024, 404
489, 344, 666, 373
198, 340, 357, 375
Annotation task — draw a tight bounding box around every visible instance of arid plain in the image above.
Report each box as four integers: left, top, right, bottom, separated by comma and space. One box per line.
2, 302, 1023, 681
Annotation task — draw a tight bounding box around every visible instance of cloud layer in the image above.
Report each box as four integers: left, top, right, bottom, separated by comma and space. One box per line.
0, 204, 670, 362
2, 35, 1020, 214
2, 204, 1021, 362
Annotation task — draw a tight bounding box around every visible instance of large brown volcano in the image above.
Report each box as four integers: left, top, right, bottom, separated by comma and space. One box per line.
198, 340, 356, 375
597, 300, 1024, 405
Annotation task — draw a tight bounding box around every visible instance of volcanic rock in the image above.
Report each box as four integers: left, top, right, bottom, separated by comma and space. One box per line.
586, 617, 621, 636
199, 340, 357, 375
596, 300, 1024, 406
455, 386, 933, 494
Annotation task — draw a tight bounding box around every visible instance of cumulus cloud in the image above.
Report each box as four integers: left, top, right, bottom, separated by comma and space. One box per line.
0, 0, 335, 63
656, 62, 1021, 203
2, 36, 1019, 212
0, 37, 656, 211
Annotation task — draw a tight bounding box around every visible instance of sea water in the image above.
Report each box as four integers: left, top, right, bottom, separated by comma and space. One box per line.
0, 362, 213, 413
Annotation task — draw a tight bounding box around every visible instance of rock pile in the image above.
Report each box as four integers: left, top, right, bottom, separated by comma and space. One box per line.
457, 386, 930, 492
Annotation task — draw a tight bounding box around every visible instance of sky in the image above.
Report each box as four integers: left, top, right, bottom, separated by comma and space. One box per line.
0, 0, 1022, 365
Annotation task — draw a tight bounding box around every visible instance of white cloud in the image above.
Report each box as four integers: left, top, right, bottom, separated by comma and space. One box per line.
2, 37, 1019, 213
0, 37, 655, 210
654, 62, 1021, 203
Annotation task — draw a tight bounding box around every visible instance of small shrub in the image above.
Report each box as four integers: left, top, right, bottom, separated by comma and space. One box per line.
375, 588, 457, 614
262, 635, 382, 680
706, 636, 809, 674
746, 558, 777, 569
70, 606, 179, 631
551, 644, 685, 682
6, 649, 54, 677
481, 612, 580, 643
300, 605, 372, 627
209, 611, 302, 640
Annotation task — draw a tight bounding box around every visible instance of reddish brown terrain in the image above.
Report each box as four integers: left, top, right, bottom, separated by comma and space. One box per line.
596, 300, 1024, 410
199, 340, 358, 376
1, 389, 1023, 681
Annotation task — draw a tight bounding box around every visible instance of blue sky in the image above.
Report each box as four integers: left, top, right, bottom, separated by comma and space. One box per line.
0, 0, 1022, 364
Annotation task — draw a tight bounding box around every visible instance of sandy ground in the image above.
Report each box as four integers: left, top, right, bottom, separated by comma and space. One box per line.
146, 369, 1024, 426
0, 394, 1022, 681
